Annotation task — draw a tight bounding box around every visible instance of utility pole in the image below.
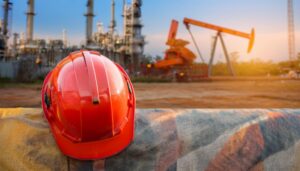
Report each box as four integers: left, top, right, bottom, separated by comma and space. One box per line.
62, 29, 67, 48
288, 0, 296, 61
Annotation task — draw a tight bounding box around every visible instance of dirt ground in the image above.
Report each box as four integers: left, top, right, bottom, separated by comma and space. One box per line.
0, 79, 300, 108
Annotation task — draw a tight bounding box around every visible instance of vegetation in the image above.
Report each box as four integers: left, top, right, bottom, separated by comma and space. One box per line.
1, 54, 299, 84
212, 59, 300, 76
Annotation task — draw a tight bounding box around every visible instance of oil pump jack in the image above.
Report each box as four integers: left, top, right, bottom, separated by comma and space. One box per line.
154, 20, 207, 81
153, 18, 255, 80
183, 17, 255, 76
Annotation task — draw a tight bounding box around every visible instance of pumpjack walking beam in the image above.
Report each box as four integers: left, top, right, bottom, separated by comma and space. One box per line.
183, 18, 255, 53
183, 17, 255, 77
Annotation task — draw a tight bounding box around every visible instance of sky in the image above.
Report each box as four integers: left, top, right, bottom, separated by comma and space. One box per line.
3, 0, 300, 62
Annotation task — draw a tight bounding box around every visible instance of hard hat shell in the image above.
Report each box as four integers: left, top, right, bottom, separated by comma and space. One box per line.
41, 50, 135, 160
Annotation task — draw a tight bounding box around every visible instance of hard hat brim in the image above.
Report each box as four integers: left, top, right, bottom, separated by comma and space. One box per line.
42, 71, 135, 160
50, 111, 134, 160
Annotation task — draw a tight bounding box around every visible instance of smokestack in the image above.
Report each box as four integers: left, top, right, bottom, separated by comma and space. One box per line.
2, 0, 12, 37
85, 0, 94, 45
110, 0, 116, 35
26, 0, 35, 43
122, 0, 127, 36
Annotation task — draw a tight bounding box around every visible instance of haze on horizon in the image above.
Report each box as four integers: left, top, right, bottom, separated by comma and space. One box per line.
5, 0, 300, 62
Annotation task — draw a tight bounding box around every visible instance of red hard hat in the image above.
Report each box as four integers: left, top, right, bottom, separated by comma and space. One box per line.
41, 50, 135, 160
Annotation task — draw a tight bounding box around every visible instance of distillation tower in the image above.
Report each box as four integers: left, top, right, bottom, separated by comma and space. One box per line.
90, 0, 145, 72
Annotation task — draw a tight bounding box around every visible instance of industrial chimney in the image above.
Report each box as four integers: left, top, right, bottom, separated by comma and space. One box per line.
26, 0, 35, 43
2, 0, 12, 38
110, 0, 116, 35
122, 0, 127, 36
85, 0, 94, 45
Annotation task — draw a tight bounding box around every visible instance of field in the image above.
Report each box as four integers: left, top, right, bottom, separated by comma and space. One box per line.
0, 78, 300, 108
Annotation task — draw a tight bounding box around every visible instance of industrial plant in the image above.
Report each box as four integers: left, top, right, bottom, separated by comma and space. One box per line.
0, 0, 145, 81
0, 0, 298, 82
0, 1, 300, 169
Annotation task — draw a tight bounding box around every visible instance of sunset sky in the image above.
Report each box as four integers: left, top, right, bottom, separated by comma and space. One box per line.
8, 0, 300, 62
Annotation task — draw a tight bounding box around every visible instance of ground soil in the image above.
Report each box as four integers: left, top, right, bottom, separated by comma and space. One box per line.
0, 79, 300, 108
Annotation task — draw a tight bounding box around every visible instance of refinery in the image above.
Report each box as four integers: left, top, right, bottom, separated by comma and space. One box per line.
0, 0, 145, 81
0, 0, 298, 82
0, 1, 300, 170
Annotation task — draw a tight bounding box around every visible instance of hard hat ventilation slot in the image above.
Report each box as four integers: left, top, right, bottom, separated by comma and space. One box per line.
92, 97, 100, 105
